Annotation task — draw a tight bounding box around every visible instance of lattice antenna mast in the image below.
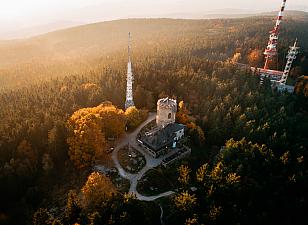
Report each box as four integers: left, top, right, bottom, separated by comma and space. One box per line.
125, 32, 135, 110
128, 31, 132, 62
263, 0, 287, 69
279, 39, 299, 85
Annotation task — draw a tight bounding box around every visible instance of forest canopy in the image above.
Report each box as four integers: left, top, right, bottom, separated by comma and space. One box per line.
0, 15, 307, 225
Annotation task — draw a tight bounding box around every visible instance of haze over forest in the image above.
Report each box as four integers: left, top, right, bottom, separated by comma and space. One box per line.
1, 0, 308, 39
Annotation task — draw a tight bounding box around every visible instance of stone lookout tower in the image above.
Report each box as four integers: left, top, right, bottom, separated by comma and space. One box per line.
156, 97, 177, 128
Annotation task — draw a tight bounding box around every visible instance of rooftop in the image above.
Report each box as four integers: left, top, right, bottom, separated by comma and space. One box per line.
140, 123, 185, 152
157, 97, 177, 106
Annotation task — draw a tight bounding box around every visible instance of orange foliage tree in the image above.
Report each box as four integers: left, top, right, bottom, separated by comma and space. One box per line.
67, 102, 126, 169
125, 106, 148, 130
176, 101, 205, 146
81, 172, 116, 209
247, 49, 263, 67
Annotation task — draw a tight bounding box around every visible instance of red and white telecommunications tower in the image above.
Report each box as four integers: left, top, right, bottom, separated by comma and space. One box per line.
263, 0, 287, 70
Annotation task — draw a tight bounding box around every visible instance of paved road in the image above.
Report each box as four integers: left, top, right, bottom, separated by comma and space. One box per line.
108, 112, 175, 202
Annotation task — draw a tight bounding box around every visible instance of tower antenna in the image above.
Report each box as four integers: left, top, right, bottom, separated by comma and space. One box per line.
279, 39, 299, 86
128, 32, 131, 62
125, 32, 135, 110
263, 0, 287, 70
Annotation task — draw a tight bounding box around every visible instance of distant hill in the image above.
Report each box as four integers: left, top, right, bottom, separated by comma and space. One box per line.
0, 21, 83, 40
259, 10, 308, 19
200, 10, 308, 19
0, 12, 308, 89
1, 10, 307, 40
1, 11, 307, 66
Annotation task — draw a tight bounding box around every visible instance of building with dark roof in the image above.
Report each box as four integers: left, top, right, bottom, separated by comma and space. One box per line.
139, 123, 185, 158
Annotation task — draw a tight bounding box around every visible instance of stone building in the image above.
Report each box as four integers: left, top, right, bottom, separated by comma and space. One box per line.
139, 123, 185, 158
137, 97, 191, 163
156, 97, 177, 128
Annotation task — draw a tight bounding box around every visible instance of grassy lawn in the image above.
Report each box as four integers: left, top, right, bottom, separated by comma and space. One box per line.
118, 145, 146, 174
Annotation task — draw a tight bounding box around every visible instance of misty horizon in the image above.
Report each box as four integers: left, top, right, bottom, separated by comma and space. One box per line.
1, 0, 308, 40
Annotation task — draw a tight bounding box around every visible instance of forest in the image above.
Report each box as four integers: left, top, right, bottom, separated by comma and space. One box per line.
0, 13, 308, 225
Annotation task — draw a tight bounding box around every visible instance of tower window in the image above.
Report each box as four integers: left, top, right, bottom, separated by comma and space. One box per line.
168, 113, 172, 119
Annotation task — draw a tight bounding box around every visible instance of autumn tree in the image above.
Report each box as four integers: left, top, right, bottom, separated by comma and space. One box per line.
67, 102, 126, 169
125, 106, 148, 130
174, 191, 197, 212
67, 109, 105, 169
176, 101, 205, 146
230, 52, 242, 64
81, 172, 116, 209
98, 102, 126, 138
247, 49, 263, 67
178, 165, 191, 186
176, 101, 191, 125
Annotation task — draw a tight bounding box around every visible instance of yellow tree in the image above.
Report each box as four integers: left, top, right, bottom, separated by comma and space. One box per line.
81, 172, 116, 208
67, 110, 105, 169
176, 101, 191, 125
177, 101, 205, 146
174, 191, 197, 212
96, 102, 126, 138
125, 106, 147, 130
247, 49, 263, 67
196, 163, 209, 183
67, 102, 126, 169
178, 165, 191, 186
230, 52, 242, 64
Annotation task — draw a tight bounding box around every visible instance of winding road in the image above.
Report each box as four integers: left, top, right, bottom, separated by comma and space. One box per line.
109, 112, 175, 201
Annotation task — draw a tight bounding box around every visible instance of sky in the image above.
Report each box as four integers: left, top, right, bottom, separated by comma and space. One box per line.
1, 0, 308, 39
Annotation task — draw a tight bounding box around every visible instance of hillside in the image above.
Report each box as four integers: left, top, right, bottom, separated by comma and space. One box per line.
1, 13, 308, 89
1, 13, 308, 225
